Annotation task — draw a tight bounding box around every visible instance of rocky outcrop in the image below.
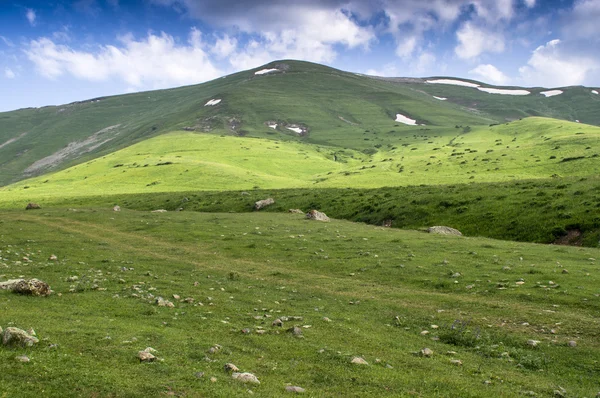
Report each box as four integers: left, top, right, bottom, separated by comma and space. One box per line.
427, 226, 462, 236
306, 210, 330, 222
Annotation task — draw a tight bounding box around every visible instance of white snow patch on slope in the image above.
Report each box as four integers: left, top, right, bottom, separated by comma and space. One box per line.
255, 68, 279, 75
204, 99, 222, 106
592, 90, 599, 95
395, 114, 419, 125
287, 127, 303, 134
477, 87, 530, 95
433, 96, 447, 100
426, 79, 480, 88
540, 90, 563, 97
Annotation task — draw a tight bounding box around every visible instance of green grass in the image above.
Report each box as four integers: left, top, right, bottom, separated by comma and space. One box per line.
1, 209, 599, 396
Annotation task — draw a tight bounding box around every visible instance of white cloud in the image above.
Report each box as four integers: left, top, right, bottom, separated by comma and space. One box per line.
411, 51, 436, 74
211, 34, 237, 59
396, 36, 418, 58
524, 0, 536, 8
4, 67, 16, 79
455, 22, 505, 59
25, 29, 222, 90
562, 0, 600, 39
519, 39, 599, 87
0, 36, 14, 47
469, 64, 510, 85
26, 9, 36, 26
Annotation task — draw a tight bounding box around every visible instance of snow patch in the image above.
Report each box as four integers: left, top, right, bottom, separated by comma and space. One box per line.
426, 79, 480, 88
255, 68, 279, 75
433, 96, 447, 101
540, 90, 563, 97
268, 123, 277, 130
477, 87, 530, 95
204, 99, 222, 106
395, 113, 419, 125
592, 90, 599, 95
287, 127, 303, 134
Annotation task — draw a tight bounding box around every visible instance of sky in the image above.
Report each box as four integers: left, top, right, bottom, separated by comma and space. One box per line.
1, 0, 599, 112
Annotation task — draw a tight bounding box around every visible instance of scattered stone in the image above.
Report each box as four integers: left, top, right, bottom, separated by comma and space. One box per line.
15, 355, 30, 363
113, 205, 121, 212
224, 363, 240, 373
26, 202, 41, 210
172, 294, 180, 300
194, 372, 205, 378
210, 377, 217, 383
208, 344, 222, 354
322, 317, 332, 322
449, 359, 463, 366
427, 226, 462, 236
351, 356, 369, 365
241, 328, 252, 334
288, 326, 303, 337
232, 372, 260, 385
48, 255, 58, 261
306, 210, 330, 222
138, 350, 156, 362
567, 340, 577, 347
420, 348, 434, 357
288, 209, 304, 214
272, 319, 283, 327
156, 297, 175, 308
562, 269, 569, 274
254, 198, 275, 210
527, 340, 540, 347
285, 386, 306, 393
151, 209, 168, 213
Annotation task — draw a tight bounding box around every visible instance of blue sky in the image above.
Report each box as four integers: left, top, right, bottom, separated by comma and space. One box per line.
1, 0, 599, 112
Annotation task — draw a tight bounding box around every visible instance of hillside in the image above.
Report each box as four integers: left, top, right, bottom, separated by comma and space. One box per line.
1, 60, 599, 187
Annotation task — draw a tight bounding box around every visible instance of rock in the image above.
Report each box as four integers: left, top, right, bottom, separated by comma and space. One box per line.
288, 326, 303, 336
210, 377, 217, 383
305, 210, 330, 222
138, 351, 156, 362
322, 317, 332, 322
351, 356, 369, 365
224, 363, 240, 373
567, 340, 577, 347
15, 355, 30, 363
449, 359, 463, 366
194, 372, 205, 378
288, 209, 304, 214
420, 348, 433, 357
232, 372, 260, 385
527, 339, 540, 347
151, 209, 168, 213
208, 344, 222, 354
48, 255, 58, 261
562, 269, 569, 274
2, 327, 39, 347
12, 279, 51, 296
427, 226, 462, 236
285, 386, 306, 393
272, 319, 283, 327
113, 205, 121, 212
155, 297, 175, 308
25, 203, 41, 210
254, 198, 275, 210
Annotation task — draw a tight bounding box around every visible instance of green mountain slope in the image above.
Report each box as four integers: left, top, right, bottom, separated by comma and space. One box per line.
1, 60, 598, 187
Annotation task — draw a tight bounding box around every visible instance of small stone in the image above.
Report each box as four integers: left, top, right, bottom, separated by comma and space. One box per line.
194, 372, 205, 378
285, 386, 306, 393
173, 294, 181, 300
351, 356, 369, 365
272, 319, 283, 327
420, 348, 433, 357
420, 330, 429, 335
156, 297, 175, 308
25, 202, 41, 210
289, 326, 303, 336
208, 345, 222, 354
210, 377, 217, 383
138, 351, 156, 362
449, 359, 462, 366
15, 355, 30, 363
567, 340, 577, 347
113, 205, 121, 212
49, 255, 58, 261
232, 372, 260, 384
322, 317, 332, 322
527, 340, 540, 347
562, 269, 569, 274
224, 363, 240, 373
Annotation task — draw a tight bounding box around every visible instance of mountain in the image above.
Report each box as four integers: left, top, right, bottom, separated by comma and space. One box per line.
1, 60, 599, 187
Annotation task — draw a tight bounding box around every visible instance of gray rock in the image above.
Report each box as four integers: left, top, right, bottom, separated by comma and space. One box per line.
351, 356, 369, 365
567, 340, 577, 347
288, 209, 304, 214
254, 198, 275, 210
12, 279, 51, 296
113, 205, 121, 212
224, 363, 240, 373
285, 386, 306, 393
232, 372, 260, 384
2, 327, 39, 347
420, 348, 433, 357
155, 297, 174, 308
427, 226, 462, 236
306, 210, 330, 222
25, 203, 41, 210
288, 326, 303, 336
15, 355, 30, 363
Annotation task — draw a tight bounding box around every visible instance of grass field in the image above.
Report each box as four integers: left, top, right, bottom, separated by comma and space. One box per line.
1, 209, 599, 397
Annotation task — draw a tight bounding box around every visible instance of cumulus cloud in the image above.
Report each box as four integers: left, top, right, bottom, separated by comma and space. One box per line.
4, 67, 16, 79
519, 39, 599, 87
25, 29, 222, 89
455, 22, 505, 59
26, 9, 36, 26
469, 64, 510, 85
561, 0, 600, 39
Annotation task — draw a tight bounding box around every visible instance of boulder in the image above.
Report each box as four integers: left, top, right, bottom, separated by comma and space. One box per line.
306, 210, 330, 222
25, 203, 41, 210
2, 327, 39, 347
254, 198, 275, 210
427, 226, 462, 236
0, 279, 51, 296
232, 372, 260, 385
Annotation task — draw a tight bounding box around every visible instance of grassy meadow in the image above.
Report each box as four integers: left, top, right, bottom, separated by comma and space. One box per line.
1, 209, 599, 397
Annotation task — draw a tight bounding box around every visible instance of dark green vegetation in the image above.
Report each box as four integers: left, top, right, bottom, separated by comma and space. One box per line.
1, 209, 599, 397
